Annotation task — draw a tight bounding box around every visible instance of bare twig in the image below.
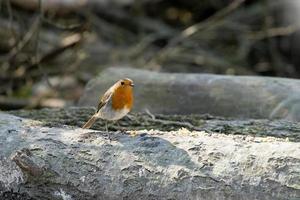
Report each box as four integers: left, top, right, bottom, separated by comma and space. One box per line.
43, 17, 86, 31
28, 33, 82, 69
146, 0, 246, 67
34, 0, 53, 88
180, 0, 246, 39
142, 112, 212, 133
34, 0, 42, 65
2, 17, 39, 61
247, 25, 300, 40
92, 6, 175, 35
262, 0, 294, 77
146, 117, 212, 133
144, 109, 156, 120
6, 0, 17, 42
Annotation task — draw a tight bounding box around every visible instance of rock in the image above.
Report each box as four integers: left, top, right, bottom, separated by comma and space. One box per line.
79, 67, 300, 121
0, 110, 300, 199
8, 107, 300, 142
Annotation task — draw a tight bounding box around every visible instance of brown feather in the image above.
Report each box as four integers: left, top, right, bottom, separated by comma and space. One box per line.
82, 115, 98, 129
97, 83, 116, 112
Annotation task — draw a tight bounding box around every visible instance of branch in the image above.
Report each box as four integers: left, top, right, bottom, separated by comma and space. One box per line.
147, 0, 246, 67
247, 25, 300, 40
2, 17, 39, 62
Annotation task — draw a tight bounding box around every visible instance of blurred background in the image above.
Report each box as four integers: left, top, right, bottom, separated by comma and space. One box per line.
0, 0, 299, 110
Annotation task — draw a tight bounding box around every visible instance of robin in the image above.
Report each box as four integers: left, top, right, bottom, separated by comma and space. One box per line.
82, 78, 134, 130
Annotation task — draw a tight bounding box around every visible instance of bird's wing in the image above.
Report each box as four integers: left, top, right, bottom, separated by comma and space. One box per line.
97, 84, 116, 112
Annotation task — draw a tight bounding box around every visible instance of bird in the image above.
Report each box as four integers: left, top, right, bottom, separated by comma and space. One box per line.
82, 78, 134, 130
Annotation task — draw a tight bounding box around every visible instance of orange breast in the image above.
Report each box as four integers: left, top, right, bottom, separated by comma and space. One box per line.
111, 86, 133, 110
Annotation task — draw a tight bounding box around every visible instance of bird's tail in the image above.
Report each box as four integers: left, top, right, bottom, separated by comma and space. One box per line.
82, 115, 98, 129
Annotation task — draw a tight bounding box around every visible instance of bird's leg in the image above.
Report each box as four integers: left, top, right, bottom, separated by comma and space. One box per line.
105, 121, 108, 133
113, 120, 126, 133
114, 120, 121, 129
126, 114, 136, 121
105, 121, 111, 141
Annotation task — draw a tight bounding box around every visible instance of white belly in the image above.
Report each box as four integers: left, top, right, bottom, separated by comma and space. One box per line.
96, 104, 130, 121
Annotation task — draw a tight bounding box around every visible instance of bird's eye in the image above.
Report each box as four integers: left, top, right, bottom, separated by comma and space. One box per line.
121, 81, 125, 85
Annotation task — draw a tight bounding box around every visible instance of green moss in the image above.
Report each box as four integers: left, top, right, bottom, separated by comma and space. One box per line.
13, 84, 32, 98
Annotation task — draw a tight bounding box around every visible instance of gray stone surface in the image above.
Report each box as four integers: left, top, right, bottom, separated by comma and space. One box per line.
0, 112, 300, 200
78, 67, 300, 121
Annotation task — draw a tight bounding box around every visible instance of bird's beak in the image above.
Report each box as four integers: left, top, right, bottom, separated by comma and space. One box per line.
130, 83, 134, 87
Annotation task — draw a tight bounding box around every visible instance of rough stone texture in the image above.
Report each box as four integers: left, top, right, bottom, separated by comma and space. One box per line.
8, 107, 300, 142
0, 110, 300, 200
79, 67, 300, 121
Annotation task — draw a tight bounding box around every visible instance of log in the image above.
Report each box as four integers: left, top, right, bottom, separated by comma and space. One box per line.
79, 67, 300, 121
0, 108, 300, 199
